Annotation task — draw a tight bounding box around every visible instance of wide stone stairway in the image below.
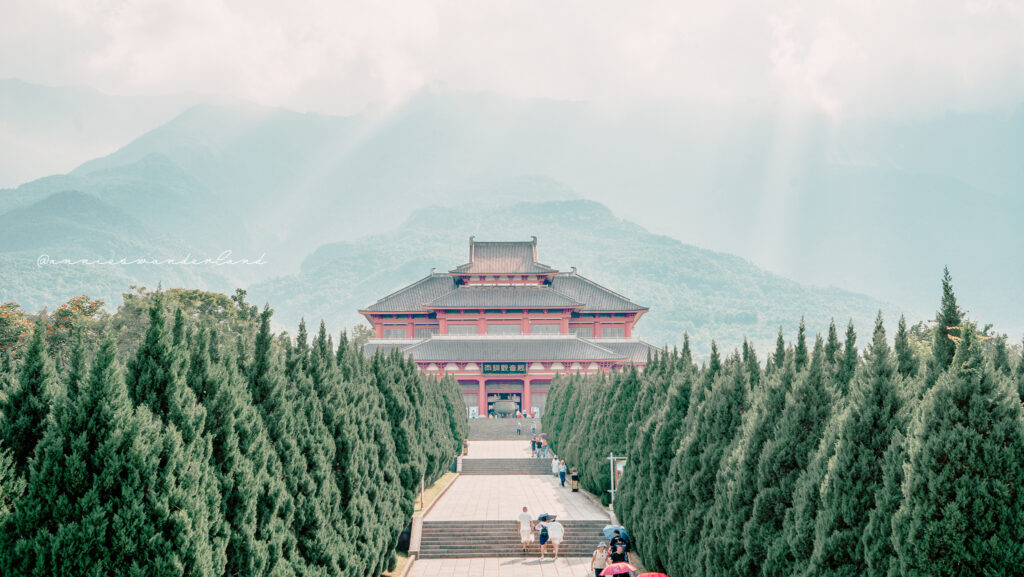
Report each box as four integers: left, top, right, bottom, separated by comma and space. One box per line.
467, 418, 542, 441
408, 437, 611, 576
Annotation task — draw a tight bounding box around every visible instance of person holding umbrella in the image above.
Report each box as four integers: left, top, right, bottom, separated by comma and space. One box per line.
590, 542, 610, 577
600, 561, 637, 576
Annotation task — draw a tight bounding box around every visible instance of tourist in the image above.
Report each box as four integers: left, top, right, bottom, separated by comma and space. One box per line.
517, 421, 522, 436
517, 506, 534, 554
590, 543, 609, 577
609, 543, 628, 564
537, 521, 550, 558
545, 518, 565, 559
531, 421, 537, 435
530, 437, 538, 457
552, 456, 559, 477
609, 530, 629, 556
541, 438, 549, 458
559, 460, 568, 487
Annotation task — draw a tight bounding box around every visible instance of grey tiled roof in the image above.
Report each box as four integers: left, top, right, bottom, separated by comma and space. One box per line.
362, 274, 456, 312
362, 340, 422, 356
451, 240, 556, 274
593, 339, 662, 364
426, 287, 582, 309
550, 274, 648, 312
401, 336, 626, 362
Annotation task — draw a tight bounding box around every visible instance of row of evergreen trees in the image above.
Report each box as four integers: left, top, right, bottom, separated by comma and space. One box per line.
0, 293, 467, 576
544, 270, 1024, 576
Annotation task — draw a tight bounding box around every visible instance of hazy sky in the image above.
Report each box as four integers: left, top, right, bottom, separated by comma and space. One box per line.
4, 0, 1024, 118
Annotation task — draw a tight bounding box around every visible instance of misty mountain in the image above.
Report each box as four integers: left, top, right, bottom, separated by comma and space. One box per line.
0, 79, 195, 188
248, 199, 891, 357
1, 91, 1021, 336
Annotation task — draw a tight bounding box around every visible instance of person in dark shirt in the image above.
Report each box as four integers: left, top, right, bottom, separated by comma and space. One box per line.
609, 530, 629, 555
609, 543, 628, 564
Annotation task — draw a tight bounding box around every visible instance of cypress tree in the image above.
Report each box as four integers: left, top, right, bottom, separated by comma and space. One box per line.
861, 430, 906, 577
1016, 338, 1024, 404
0, 320, 58, 476
126, 296, 228, 573
925, 267, 963, 388
665, 356, 749, 576
637, 365, 696, 572
824, 319, 840, 367
807, 313, 902, 577
65, 328, 87, 398
893, 324, 1024, 575
198, 328, 297, 576
793, 318, 808, 371
768, 328, 785, 374
702, 346, 793, 577
783, 411, 843, 577
835, 321, 858, 394
991, 334, 1011, 375
747, 338, 832, 577
2, 338, 221, 576
894, 315, 919, 379
0, 441, 24, 518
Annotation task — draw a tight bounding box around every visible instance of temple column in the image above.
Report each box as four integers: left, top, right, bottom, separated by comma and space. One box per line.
523, 376, 532, 417
478, 377, 487, 416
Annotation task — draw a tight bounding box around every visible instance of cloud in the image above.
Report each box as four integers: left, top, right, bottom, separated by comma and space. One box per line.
1, 0, 1022, 116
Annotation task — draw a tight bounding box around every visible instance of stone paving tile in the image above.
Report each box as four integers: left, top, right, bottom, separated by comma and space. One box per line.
466, 440, 535, 459
408, 556, 598, 577
424, 474, 608, 521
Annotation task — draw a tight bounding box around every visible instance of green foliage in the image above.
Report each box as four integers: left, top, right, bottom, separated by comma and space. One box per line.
807, 313, 903, 577
894, 315, 919, 379
925, 267, 964, 388
893, 324, 1024, 576
0, 320, 58, 476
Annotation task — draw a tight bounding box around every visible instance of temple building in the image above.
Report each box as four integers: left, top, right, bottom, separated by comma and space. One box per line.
361, 237, 658, 417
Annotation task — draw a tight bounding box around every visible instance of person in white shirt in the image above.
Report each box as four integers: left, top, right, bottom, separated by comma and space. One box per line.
544, 520, 565, 559
517, 506, 534, 554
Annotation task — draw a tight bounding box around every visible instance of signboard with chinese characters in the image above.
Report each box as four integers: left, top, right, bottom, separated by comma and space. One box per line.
481, 362, 528, 374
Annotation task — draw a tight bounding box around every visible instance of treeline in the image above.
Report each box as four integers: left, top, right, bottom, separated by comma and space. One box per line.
544, 270, 1024, 576
0, 289, 466, 576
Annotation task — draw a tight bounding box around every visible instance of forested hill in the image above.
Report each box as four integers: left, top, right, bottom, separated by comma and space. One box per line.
248, 199, 890, 356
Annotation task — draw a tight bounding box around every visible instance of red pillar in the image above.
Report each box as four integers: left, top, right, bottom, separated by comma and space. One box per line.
478, 377, 487, 416
523, 376, 532, 417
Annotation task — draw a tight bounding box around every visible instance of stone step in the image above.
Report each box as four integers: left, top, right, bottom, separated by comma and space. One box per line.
469, 419, 542, 441
460, 458, 556, 475
419, 519, 609, 559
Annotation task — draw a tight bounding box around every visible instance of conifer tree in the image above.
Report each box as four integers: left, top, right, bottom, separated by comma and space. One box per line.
1016, 338, 1024, 404
746, 337, 832, 577
893, 324, 1024, 575
861, 430, 906, 577
991, 334, 1011, 375
807, 313, 902, 577
634, 365, 695, 572
835, 320, 858, 394
767, 328, 785, 374
2, 338, 221, 576
894, 314, 919, 379
701, 345, 793, 577
198, 328, 297, 576
925, 267, 963, 388
125, 296, 228, 573
0, 442, 24, 519
65, 328, 87, 398
665, 356, 749, 576
783, 412, 843, 577
0, 320, 58, 476
793, 318, 808, 371
248, 306, 343, 575
825, 319, 840, 367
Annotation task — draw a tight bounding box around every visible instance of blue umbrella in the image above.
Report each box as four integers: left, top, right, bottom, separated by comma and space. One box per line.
602, 525, 629, 540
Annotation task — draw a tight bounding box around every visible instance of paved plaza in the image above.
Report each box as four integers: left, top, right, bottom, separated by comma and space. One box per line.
465, 440, 535, 459
408, 557, 597, 577
425, 474, 607, 521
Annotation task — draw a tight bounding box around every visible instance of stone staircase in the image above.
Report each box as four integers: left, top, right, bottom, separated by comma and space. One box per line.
461, 458, 555, 475
419, 520, 608, 558
469, 419, 542, 441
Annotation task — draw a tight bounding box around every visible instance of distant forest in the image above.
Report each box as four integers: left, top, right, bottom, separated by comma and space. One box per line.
544, 269, 1024, 576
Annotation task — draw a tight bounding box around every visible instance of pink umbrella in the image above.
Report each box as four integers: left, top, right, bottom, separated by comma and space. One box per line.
600, 562, 637, 575
636, 574, 669, 577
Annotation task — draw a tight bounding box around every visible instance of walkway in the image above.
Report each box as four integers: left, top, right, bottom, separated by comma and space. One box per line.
411, 440, 611, 575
